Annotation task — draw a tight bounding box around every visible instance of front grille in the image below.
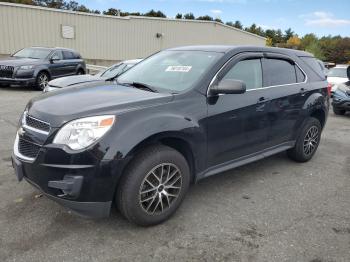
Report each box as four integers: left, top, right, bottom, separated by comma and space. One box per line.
18, 138, 41, 159
0, 65, 14, 78
25, 115, 50, 132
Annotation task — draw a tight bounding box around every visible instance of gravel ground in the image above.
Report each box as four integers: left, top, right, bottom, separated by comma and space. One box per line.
0, 86, 349, 262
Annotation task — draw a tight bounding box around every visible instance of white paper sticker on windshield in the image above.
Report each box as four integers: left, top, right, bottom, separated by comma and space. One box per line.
165, 66, 192, 72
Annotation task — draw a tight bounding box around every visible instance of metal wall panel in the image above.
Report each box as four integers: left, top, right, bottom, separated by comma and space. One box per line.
0, 2, 266, 61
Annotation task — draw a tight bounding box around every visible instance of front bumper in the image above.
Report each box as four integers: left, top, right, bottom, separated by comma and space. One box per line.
11, 133, 125, 218
0, 77, 35, 86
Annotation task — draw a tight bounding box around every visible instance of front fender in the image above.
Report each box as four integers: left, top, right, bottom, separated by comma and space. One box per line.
33, 65, 51, 78
104, 112, 205, 161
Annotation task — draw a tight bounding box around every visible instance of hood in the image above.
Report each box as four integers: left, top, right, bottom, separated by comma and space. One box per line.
48, 74, 101, 88
27, 82, 173, 127
0, 57, 42, 67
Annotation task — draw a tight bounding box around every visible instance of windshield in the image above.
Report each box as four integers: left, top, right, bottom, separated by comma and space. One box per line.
327, 67, 348, 78
13, 48, 51, 59
100, 63, 129, 78
117, 50, 222, 92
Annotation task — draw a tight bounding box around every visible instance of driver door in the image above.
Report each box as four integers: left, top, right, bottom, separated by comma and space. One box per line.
206, 53, 271, 167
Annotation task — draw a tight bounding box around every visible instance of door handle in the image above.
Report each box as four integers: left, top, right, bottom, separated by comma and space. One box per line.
257, 96, 269, 103
299, 88, 308, 96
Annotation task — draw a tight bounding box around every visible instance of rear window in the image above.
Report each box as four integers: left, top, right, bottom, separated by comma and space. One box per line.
264, 59, 296, 86
300, 56, 325, 79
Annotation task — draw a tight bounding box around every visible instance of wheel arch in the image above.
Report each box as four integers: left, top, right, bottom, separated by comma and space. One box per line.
310, 108, 326, 128
76, 66, 85, 74
302, 92, 328, 129
124, 132, 197, 184
35, 68, 51, 79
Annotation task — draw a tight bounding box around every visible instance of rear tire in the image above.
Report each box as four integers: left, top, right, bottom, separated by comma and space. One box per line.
333, 107, 346, 115
287, 117, 321, 162
77, 69, 85, 75
116, 145, 190, 226
34, 71, 49, 91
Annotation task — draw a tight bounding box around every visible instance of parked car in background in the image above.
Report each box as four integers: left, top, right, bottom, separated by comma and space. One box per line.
327, 65, 350, 94
12, 46, 329, 226
44, 59, 141, 92
332, 67, 350, 115
0, 47, 86, 90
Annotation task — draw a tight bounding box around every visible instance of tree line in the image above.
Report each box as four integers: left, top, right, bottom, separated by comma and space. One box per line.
2, 0, 349, 63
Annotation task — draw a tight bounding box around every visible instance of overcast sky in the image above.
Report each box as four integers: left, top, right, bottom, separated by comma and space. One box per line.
79, 0, 350, 37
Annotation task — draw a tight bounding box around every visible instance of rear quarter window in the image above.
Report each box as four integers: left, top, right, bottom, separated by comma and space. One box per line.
299, 56, 326, 80
63, 51, 75, 60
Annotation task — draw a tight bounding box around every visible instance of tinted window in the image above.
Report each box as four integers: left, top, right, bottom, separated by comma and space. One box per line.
222, 59, 262, 90
295, 65, 305, 82
51, 51, 63, 60
264, 59, 296, 86
63, 51, 75, 60
300, 56, 325, 79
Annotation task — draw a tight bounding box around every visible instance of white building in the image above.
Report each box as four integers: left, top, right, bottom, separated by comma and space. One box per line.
0, 2, 266, 65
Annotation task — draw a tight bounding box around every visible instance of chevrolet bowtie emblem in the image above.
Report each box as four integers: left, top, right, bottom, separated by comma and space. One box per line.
18, 127, 26, 136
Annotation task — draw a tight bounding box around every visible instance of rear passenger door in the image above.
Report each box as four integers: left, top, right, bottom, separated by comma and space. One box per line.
62, 51, 78, 76
262, 53, 308, 147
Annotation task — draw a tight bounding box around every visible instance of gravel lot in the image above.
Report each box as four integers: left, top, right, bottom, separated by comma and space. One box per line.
0, 87, 349, 262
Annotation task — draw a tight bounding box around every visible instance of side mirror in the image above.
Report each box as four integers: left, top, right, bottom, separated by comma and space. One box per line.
50, 57, 59, 63
210, 79, 246, 95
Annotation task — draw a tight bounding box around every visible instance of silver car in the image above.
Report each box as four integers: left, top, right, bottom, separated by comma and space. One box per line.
44, 59, 142, 92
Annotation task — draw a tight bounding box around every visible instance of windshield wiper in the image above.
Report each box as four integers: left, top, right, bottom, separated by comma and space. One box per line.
118, 81, 158, 93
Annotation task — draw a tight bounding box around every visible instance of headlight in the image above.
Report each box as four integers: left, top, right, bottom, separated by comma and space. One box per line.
53, 115, 115, 150
19, 65, 35, 70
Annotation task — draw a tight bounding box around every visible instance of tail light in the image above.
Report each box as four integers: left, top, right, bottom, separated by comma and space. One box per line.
327, 83, 332, 97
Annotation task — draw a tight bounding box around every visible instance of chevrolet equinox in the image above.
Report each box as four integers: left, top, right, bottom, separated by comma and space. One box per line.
12, 46, 329, 226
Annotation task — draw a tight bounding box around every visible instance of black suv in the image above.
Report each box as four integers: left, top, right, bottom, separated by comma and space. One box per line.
0, 47, 86, 90
12, 46, 329, 226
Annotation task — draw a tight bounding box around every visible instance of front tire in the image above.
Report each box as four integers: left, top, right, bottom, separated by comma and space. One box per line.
333, 107, 346, 115
287, 117, 322, 162
34, 71, 49, 91
116, 145, 190, 226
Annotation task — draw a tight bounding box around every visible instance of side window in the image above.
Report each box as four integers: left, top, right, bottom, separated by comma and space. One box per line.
51, 51, 63, 60
63, 51, 75, 60
221, 59, 262, 90
264, 59, 296, 86
295, 65, 306, 83
299, 56, 325, 79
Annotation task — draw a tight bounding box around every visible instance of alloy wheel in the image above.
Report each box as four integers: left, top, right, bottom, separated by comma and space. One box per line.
303, 126, 319, 156
139, 163, 182, 215
38, 73, 48, 89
